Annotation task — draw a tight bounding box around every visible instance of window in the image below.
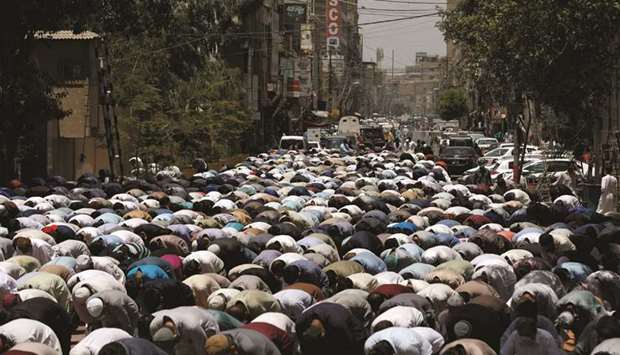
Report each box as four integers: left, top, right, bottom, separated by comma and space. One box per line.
548, 161, 570, 172
525, 162, 545, 173
485, 148, 509, 157
281, 139, 304, 150
58, 60, 84, 81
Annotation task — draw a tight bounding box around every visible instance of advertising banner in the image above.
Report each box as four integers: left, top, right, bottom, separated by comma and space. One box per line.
326, 0, 341, 49
300, 23, 313, 54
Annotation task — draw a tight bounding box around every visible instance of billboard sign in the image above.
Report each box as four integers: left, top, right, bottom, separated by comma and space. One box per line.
296, 57, 313, 96
284, 4, 307, 26
321, 54, 345, 79
300, 23, 313, 54
326, 0, 340, 49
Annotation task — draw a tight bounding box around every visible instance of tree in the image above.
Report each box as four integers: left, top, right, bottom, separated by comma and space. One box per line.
0, 0, 249, 181
0, 0, 184, 182
168, 60, 250, 163
439, 0, 620, 134
0, 1, 92, 182
439, 0, 620, 182
110, 34, 176, 166
112, 43, 251, 168
108, 1, 250, 169
438, 88, 468, 120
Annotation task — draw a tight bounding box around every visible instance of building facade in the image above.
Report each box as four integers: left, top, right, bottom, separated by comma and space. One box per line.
446, 0, 461, 69
313, 0, 362, 115
359, 61, 379, 117
226, 0, 283, 150
31, 31, 111, 180
225, 0, 361, 145
593, 68, 620, 176
390, 52, 446, 115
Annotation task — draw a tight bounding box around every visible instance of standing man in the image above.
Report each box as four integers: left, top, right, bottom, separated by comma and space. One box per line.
597, 174, 618, 215
474, 159, 492, 190
554, 163, 579, 196
431, 136, 441, 157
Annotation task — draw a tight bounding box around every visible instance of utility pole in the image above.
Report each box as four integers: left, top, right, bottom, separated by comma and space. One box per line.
329, 48, 333, 112
391, 49, 395, 81
306, 1, 317, 109
390, 49, 395, 117
311, 0, 321, 109
97, 39, 124, 180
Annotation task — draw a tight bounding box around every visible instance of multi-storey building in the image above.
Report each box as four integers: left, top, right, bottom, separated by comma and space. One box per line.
30, 31, 113, 180
225, 0, 283, 149
390, 52, 446, 115
312, 0, 362, 115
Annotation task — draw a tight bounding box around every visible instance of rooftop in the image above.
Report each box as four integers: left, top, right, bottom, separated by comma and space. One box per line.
34, 30, 99, 40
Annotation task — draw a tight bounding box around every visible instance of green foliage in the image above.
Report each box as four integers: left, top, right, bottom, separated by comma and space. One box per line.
0, 0, 249, 180
390, 102, 409, 117
107, 0, 250, 167
168, 60, 250, 162
0, 0, 92, 181
438, 88, 469, 120
439, 0, 620, 125
110, 33, 250, 167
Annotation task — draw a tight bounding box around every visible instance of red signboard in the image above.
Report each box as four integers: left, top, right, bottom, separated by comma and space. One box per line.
326, 0, 340, 49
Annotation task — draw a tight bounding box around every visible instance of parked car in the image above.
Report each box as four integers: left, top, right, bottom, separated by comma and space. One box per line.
447, 135, 475, 147
279, 136, 305, 150
439, 146, 479, 175
504, 159, 587, 185
497, 141, 539, 147
464, 157, 541, 182
481, 147, 511, 164
522, 159, 587, 186
481, 146, 541, 164
475, 137, 499, 153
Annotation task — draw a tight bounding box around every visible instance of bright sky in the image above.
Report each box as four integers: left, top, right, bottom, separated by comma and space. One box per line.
357, 0, 447, 69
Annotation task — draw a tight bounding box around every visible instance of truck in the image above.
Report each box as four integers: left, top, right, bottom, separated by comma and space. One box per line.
304, 128, 322, 149
338, 116, 361, 138
321, 136, 348, 150
360, 126, 385, 150
279, 135, 305, 150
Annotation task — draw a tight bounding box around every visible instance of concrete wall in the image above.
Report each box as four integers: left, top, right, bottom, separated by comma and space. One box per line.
446, 0, 461, 67
594, 67, 620, 176
32, 38, 109, 179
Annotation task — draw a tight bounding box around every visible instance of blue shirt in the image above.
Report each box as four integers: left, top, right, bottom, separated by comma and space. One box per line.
127, 264, 170, 281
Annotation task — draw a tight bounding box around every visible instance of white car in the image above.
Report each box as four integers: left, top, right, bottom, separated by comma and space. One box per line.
504, 159, 588, 185
279, 136, 305, 150
475, 137, 499, 153
481, 147, 511, 164
464, 157, 541, 181
481, 146, 541, 164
